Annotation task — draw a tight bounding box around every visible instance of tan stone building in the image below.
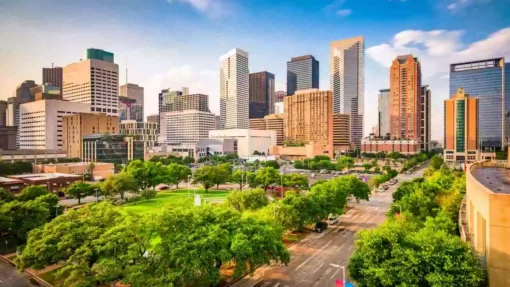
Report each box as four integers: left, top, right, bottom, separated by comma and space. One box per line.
389, 54, 422, 141
462, 152, 510, 287
249, 114, 284, 146
62, 113, 119, 159
33, 162, 114, 180
283, 89, 333, 157
333, 113, 350, 153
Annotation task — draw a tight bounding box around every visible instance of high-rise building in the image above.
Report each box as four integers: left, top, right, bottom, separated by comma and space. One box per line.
158, 88, 209, 114
119, 120, 158, 147
287, 55, 319, 96
161, 110, 216, 145
30, 84, 61, 101
333, 113, 351, 153
378, 89, 390, 138
220, 48, 249, 129
118, 96, 137, 122
63, 48, 119, 117
330, 36, 364, 149
389, 54, 422, 141
120, 83, 144, 122
19, 100, 90, 150
284, 89, 333, 155
147, 114, 159, 123
275, 91, 286, 103
450, 58, 507, 150
62, 112, 119, 159
444, 88, 479, 163
249, 71, 275, 118
420, 85, 432, 151
42, 66, 63, 96
371, 125, 379, 136
0, 126, 17, 150
249, 114, 284, 146
82, 134, 143, 164
0, 100, 7, 126
16, 80, 38, 102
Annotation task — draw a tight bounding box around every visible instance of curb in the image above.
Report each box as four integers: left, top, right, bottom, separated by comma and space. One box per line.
0, 255, 53, 287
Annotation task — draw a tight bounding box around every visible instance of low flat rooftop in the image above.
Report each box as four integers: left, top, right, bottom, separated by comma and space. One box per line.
471, 167, 510, 194
9, 173, 82, 181
0, 177, 23, 183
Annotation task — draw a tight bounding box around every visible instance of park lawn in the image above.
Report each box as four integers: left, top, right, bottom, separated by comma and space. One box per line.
122, 189, 231, 215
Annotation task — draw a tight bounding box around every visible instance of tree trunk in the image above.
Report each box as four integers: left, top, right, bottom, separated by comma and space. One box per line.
120, 192, 124, 199
216, 183, 220, 189
78, 197, 81, 204
176, 182, 179, 189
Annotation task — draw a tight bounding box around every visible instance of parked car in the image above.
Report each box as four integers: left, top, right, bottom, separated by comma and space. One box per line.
311, 173, 316, 178
383, 184, 389, 190
328, 216, 339, 225
314, 221, 328, 233
378, 186, 385, 192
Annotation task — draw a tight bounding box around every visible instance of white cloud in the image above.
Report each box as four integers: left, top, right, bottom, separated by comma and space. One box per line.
365, 27, 510, 141
141, 65, 220, 116
336, 9, 352, 16
447, 0, 469, 10
167, 0, 226, 18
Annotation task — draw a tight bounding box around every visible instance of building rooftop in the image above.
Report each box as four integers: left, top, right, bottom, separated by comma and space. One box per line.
35, 162, 111, 167
9, 173, 82, 181
471, 167, 510, 194
0, 177, 23, 183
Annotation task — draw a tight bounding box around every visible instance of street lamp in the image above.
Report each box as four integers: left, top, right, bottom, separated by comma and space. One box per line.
55, 204, 60, 217
330, 263, 346, 284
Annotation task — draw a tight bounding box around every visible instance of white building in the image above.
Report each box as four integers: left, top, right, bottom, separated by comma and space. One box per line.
19, 100, 90, 150
161, 110, 216, 145
274, 102, 284, 115
378, 89, 390, 137
63, 49, 119, 117
209, 129, 276, 157
220, 48, 249, 129
330, 36, 364, 148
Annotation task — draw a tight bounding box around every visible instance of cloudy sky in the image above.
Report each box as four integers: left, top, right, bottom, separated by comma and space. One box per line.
1, 0, 509, 140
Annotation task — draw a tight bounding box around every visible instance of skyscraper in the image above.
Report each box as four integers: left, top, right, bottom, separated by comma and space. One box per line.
120, 83, 144, 122
0, 100, 7, 126
420, 85, 432, 151
378, 88, 390, 138
287, 55, 319, 96
330, 36, 364, 149
16, 80, 38, 102
63, 48, 119, 117
389, 54, 422, 141
220, 48, 249, 129
249, 71, 275, 118
42, 66, 63, 96
275, 91, 286, 102
444, 88, 479, 163
450, 58, 506, 150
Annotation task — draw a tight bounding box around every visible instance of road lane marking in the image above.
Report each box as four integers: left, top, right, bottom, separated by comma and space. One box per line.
313, 262, 324, 273
335, 243, 345, 251
251, 279, 263, 287
330, 267, 341, 279
295, 240, 332, 271
273, 283, 280, 287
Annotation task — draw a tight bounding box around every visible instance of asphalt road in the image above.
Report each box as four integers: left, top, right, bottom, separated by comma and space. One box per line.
0, 259, 35, 287
233, 168, 425, 287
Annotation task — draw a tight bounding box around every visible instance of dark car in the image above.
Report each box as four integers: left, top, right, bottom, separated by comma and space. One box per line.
314, 222, 328, 233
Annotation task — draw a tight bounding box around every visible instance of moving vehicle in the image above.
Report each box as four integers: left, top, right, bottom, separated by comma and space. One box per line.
328, 216, 339, 225
383, 184, 389, 190
314, 221, 328, 233
378, 186, 385, 192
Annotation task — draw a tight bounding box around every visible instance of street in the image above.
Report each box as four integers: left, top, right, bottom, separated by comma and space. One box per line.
233, 168, 425, 287
0, 259, 34, 287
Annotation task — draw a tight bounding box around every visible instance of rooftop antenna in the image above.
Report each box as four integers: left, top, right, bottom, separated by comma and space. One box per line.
125, 57, 128, 85
51, 62, 54, 68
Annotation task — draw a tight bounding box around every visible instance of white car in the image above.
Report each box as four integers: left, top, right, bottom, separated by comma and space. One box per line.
328, 216, 339, 225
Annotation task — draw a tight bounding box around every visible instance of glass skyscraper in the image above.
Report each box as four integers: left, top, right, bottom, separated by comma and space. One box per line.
286, 55, 319, 96
450, 58, 506, 150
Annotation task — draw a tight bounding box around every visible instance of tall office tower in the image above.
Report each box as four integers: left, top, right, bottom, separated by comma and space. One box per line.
506, 63, 510, 147
63, 113, 119, 158
19, 100, 90, 150
275, 91, 286, 102
389, 54, 422, 141
249, 71, 275, 118
249, 114, 284, 146
30, 84, 61, 101
118, 96, 137, 122
42, 66, 63, 96
333, 113, 351, 153
450, 58, 507, 150
378, 89, 390, 138
284, 89, 333, 154
159, 88, 209, 114
161, 110, 216, 145
215, 115, 221, 130
16, 80, 38, 102
330, 36, 364, 149
147, 114, 159, 123
63, 48, 119, 117
287, 55, 319, 96
420, 85, 432, 151
0, 100, 7, 126
444, 88, 479, 163
220, 48, 249, 129
120, 83, 144, 122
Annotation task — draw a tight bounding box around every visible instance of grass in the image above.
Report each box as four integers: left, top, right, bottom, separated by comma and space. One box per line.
122, 189, 231, 215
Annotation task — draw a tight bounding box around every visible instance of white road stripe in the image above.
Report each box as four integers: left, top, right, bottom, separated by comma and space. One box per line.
295, 240, 332, 271
330, 267, 341, 279
251, 279, 263, 287
313, 262, 324, 273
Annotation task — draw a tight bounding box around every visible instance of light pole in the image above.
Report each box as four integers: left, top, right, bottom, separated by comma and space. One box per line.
330, 263, 346, 283
55, 205, 60, 217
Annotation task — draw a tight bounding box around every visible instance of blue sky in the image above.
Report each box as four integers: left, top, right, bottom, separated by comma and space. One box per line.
1, 0, 510, 140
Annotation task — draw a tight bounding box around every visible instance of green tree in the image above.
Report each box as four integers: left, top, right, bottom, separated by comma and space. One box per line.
255, 167, 280, 191
231, 169, 253, 190
338, 156, 354, 172
362, 163, 372, 172
101, 172, 138, 200
166, 163, 192, 189
0, 187, 15, 203
283, 173, 309, 191
17, 186, 49, 201
262, 160, 280, 169
192, 165, 216, 193
63, 181, 92, 204
0, 200, 50, 242
183, 156, 195, 165
212, 163, 232, 189
124, 160, 167, 190
226, 188, 269, 211
140, 189, 157, 201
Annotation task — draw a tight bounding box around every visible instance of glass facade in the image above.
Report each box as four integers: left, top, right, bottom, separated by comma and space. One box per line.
287, 55, 319, 96
450, 58, 504, 149
505, 63, 510, 146
86, 48, 114, 63
456, 101, 465, 152
83, 134, 143, 164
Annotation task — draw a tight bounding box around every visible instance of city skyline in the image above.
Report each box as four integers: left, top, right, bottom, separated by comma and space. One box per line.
1, 0, 510, 141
